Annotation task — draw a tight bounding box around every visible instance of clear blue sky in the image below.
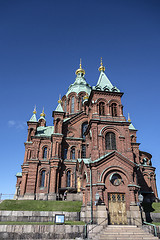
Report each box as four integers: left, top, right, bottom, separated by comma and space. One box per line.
0, 0, 160, 197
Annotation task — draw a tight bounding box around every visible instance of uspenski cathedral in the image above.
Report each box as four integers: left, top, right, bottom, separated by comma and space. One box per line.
15, 59, 158, 224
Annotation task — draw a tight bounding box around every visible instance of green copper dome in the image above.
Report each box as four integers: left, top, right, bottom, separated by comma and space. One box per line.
66, 61, 91, 97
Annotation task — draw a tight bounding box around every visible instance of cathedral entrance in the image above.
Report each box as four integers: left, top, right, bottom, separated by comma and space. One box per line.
108, 193, 127, 225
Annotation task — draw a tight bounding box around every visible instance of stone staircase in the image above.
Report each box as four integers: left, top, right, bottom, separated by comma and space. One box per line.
90, 225, 159, 240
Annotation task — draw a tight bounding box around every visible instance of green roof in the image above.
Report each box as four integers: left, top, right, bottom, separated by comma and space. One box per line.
16, 172, 22, 177
129, 122, 137, 130
36, 126, 54, 137
28, 113, 37, 122
55, 102, 64, 112
93, 71, 120, 92
66, 75, 91, 96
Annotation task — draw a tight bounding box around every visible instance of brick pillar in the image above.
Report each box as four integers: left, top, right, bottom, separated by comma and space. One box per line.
49, 167, 56, 193
128, 185, 142, 226
25, 162, 38, 195
20, 173, 28, 196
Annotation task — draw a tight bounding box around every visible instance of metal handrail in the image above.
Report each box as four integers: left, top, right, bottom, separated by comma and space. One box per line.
143, 221, 157, 237
84, 220, 92, 239
131, 216, 158, 238
84, 218, 108, 239
0, 193, 14, 201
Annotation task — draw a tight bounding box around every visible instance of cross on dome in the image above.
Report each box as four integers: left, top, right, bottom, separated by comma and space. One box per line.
75, 58, 85, 76
99, 57, 105, 72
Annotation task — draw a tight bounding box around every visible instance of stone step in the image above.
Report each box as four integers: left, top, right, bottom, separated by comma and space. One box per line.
98, 236, 159, 240
107, 225, 137, 227
91, 225, 159, 240
103, 230, 146, 233
101, 232, 150, 235
100, 234, 155, 237
98, 235, 159, 239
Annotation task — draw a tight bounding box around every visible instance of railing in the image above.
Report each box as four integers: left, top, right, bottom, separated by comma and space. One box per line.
0, 194, 15, 201
143, 221, 158, 237
84, 218, 107, 239
132, 216, 158, 238
84, 220, 92, 239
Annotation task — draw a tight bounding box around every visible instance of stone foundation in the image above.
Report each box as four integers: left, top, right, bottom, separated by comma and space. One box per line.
127, 204, 142, 226
0, 211, 80, 222
0, 225, 85, 239
17, 192, 83, 201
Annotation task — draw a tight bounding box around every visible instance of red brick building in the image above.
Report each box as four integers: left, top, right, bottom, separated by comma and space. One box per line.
16, 60, 158, 224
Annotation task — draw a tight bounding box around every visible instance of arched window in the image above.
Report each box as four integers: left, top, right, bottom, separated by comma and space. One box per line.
67, 170, 71, 187
71, 96, 74, 113
110, 173, 122, 186
64, 148, 68, 159
71, 147, 75, 159
43, 147, 47, 159
78, 95, 84, 110
82, 144, 86, 158
82, 122, 88, 139
99, 102, 105, 116
40, 170, 45, 188
111, 103, 117, 117
105, 132, 116, 150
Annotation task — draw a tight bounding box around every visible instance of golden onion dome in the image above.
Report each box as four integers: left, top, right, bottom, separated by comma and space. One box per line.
75, 59, 85, 75
40, 108, 46, 117
33, 105, 37, 114
99, 57, 105, 72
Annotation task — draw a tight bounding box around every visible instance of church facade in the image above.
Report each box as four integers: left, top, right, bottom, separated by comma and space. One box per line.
16, 59, 158, 224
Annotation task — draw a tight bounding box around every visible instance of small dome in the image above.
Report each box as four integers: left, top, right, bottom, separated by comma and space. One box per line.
99, 57, 105, 72
75, 59, 85, 76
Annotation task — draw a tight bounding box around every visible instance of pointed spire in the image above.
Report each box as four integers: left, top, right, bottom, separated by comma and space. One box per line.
58, 94, 62, 104
33, 105, 37, 114
75, 58, 85, 75
80, 58, 82, 68
29, 106, 38, 122
99, 57, 105, 72
128, 113, 131, 123
55, 97, 64, 112
128, 113, 137, 130
40, 107, 46, 118
94, 58, 120, 92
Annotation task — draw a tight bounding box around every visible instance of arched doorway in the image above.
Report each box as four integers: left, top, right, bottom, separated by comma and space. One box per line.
105, 172, 128, 225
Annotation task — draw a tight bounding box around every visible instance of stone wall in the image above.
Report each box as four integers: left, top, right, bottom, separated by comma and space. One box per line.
0, 211, 80, 222
0, 225, 85, 239
142, 224, 160, 238
151, 212, 160, 222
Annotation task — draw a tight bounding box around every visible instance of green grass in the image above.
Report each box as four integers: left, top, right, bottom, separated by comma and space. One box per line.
0, 221, 85, 225
152, 222, 160, 226
142, 202, 160, 213
0, 200, 82, 212
152, 202, 160, 213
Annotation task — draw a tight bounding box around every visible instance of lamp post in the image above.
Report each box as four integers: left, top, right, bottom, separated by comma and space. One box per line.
95, 192, 100, 205
89, 163, 93, 224
138, 193, 144, 204
138, 193, 144, 223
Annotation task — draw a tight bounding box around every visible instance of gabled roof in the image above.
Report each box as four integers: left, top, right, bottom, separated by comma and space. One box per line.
28, 113, 37, 122
93, 71, 120, 92
16, 172, 22, 177
79, 151, 135, 168
129, 122, 137, 131
55, 102, 64, 112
